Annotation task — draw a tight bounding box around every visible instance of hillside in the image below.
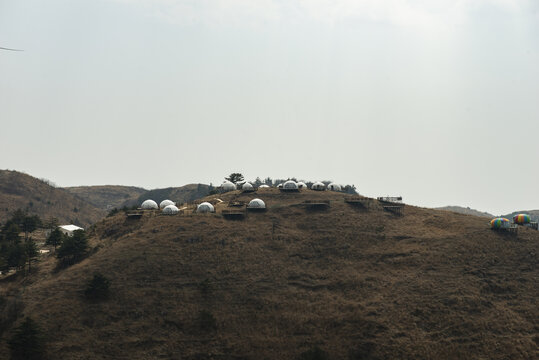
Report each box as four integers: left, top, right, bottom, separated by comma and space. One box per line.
434, 206, 493, 218
65, 185, 147, 210
1, 189, 537, 359
0, 170, 105, 227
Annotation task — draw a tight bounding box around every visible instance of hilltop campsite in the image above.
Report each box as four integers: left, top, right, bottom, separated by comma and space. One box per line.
0, 177, 537, 359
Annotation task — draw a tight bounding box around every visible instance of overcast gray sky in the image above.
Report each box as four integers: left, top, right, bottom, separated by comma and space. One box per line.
1, 0, 538, 215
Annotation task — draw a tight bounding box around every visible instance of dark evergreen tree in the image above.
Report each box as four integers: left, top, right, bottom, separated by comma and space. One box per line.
24, 238, 38, 273
56, 230, 88, 268
84, 273, 111, 301
45, 228, 64, 251
225, 173, 244, 184
5, 243, 25, 269
21, 215, 41, 241
2, 222, 21, 244
43, 217, 58, 231
8, 317, 46, 360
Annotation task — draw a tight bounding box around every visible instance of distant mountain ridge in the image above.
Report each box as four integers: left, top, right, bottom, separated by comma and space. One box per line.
435, 206, 539, 221
501, 210, 539, 222
65, 185, 147, 210
0, 170, 105, 227
129, 183, 211, 207
66, 184, 212, 210
0, 170, 213, 227
434, 206, 494, 218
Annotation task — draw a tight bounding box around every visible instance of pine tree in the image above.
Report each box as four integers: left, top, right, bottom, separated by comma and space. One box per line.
45, 228, 64, 250
225, 173, 244, 184
84, 273, 111, 301
8, 317, 46, 360
24, 238, 38, 273
56, 230, 88, 268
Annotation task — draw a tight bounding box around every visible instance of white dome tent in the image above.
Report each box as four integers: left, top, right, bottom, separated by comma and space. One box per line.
242, 182, 254, 192
259, 184, 270, 189
159, 199, 175, 209
247, 198, 266, 210
311, 182, 326, 191
141, 199, 158, 210
283, 180, 298, 190
297, 182, 307, 189
221, 181, 236, 192
277, 183, 283, 189
162, 205, 179, 215
197, 202, 215, 213
327, 183, 341, 191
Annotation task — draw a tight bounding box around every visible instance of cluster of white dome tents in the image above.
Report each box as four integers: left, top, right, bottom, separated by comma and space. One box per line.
139, 180, 344, 215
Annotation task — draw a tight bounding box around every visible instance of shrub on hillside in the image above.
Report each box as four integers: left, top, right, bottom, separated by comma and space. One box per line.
196, 310, 217, 331
197, 278, 211, 298
0, 297, 24, 337
84, 273, 111, 301
297, 346, 329, 360
8, 317, 46, 360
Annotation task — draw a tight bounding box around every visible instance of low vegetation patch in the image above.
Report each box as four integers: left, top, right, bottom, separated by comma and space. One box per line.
84, 273, 111, 301
8, 317, 46, 360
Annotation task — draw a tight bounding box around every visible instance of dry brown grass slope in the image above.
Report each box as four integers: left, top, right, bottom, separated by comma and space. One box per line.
1, 189, 537, 359
0, 170, 105, 227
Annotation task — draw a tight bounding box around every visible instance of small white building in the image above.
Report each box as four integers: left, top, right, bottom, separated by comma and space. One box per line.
197, 202, 215, 213
59, 224, 84, 237
160, 199, 175, 209
141, 199, 158, 210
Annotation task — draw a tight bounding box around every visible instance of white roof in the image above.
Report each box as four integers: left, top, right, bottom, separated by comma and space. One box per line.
283, 180, 298, 189
141, 199, 158, 209
197, 202, 215, 213
59, 224, 84, 232
259, 184, 270, 188
242, 182, 254, 190
327, 183, 341, 191
160, 199, 175, 209
311, 182, 325, 190
248, 198, 266, 208
221, 181, 236, 192
162, 204, 179, 214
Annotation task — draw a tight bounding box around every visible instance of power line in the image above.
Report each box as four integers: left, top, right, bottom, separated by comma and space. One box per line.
0, 46, 24, 51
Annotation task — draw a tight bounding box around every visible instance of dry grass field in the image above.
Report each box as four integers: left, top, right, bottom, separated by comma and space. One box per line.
1, 188, 537, 359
